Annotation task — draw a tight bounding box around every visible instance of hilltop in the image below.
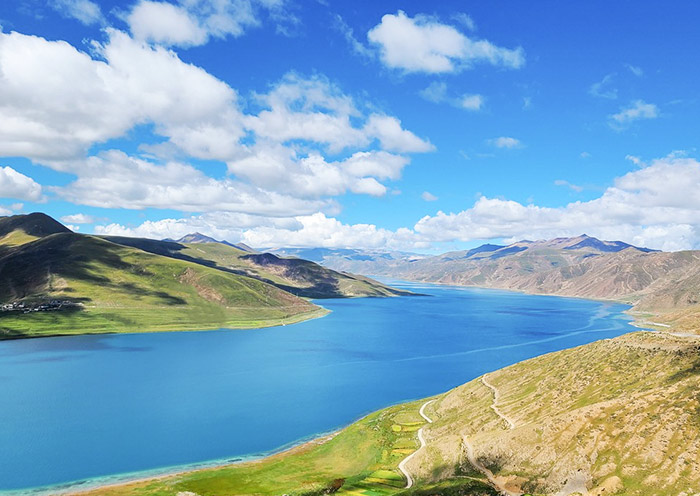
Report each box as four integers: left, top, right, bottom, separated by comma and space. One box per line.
0, 213, 406, 339
308, 235, 700, 333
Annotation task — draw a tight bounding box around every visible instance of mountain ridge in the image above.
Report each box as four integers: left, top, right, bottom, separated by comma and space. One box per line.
287, 235, 698, 333
0, 213, 408, 339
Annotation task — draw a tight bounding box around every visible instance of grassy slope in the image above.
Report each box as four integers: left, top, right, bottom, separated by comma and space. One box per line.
101, 235, 412, 298
410, 331, 700, 495
0, 231, 323, 339
77, 399, 496, 496
78, 332, 700, 496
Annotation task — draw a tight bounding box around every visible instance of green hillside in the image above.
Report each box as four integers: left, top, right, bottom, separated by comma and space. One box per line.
0, 214, 324, 339
101, 235, 411, 298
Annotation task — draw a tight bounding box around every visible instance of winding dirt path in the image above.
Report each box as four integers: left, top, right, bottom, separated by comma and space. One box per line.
481, 375, 516, 430
462, 435, 521, 496
398, 399, 435, 489
460, 375, 521, 496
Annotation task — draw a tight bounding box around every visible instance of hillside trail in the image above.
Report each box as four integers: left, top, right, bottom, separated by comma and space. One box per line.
462, 435, 522, 496
398, 399, 435, 489
481, 375, 517, 430
461, 374, 522, 496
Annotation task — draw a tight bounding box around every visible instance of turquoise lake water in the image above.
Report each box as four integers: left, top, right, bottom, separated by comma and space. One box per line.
0, 282, 639, 493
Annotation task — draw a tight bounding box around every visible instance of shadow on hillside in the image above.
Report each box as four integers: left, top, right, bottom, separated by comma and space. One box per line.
101, 236, 349, 298
0, 234, 186, 306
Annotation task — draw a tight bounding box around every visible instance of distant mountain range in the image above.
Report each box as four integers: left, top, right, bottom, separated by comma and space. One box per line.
278, 235, 699, 333
0, 213, 408, 339
164, 232, 255, 253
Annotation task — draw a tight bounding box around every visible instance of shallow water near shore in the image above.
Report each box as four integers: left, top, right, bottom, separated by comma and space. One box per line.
0, 281, 638, 493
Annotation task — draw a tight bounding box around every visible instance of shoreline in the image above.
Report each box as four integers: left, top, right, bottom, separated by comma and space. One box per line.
5, 431, 341, 496
1, 281, 662, 495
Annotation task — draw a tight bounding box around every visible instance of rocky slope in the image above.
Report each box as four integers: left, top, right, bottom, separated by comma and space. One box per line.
408, 331, 700, 496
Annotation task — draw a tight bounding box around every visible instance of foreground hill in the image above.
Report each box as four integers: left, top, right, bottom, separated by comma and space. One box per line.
77, 331, 700, 496
102, 235, 411, 299
312, 235, 700, 333
0, 214, 325, 339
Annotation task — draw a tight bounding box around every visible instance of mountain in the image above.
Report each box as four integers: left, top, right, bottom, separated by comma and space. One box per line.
103, 236, 412, 299
0, 214, 327, 339
0, 212, 71, 246
273, 247, 426, 275
305, 235, 698, 332
165, 232, 256, 252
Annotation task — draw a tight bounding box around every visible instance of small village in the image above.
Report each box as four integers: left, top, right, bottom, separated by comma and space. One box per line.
0, 300, 80, 314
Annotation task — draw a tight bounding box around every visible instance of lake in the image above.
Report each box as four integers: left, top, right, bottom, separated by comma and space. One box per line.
0, 282, 639, 493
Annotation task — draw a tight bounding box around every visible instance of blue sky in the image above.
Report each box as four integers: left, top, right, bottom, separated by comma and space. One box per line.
0, 0, 699, 252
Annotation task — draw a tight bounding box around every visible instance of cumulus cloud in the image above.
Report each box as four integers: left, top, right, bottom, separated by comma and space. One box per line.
0, 31, 433, 215
90, 155, 700, 252
50, 0, 104, 25
0, 167, 43, 202
0, 29, 243, 161
54, 150, 335, 215
244, 74, 433, 154
60, 213, 96, 224
367, 11, 524, 74
125, 0, 290, 47
226, 145, 409, 198
363, 114, 434, 153
421, 191, 438, 201
610, 100, 659, 128
97, 212, 428, 250
488, 136, 521, 149
127, 1, 208, 46
414, 155, 700, 251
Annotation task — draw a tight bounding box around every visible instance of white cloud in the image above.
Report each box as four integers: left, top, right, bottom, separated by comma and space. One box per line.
610, 100, 659, 127
421, 191, 438, 201
226, 145, 409, 198
127, 1, 208, 47
414, 155, 700, 251
90, 155, 700, 252
333, 14, 374, 58
554, 179, 584, 193
125, 0, 290, 47
245, 74, 433, 154
626, 64, 643, 77
0, 166, 43, 201
0, 29, 437, 221
0, 29, 242, 161
55, 150, 334, 215
367, 11, 524, 74
459, 94, 484, 111
50, 0, 104, 25
625, 154, 644, 166
451, 13, 476, 31
589, 73, 617, 99
96, 212, 429, 251
488, 136, 521, 149
364, 114, 434, 153
60, 213, 96, 224
420, 82, 484, 111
